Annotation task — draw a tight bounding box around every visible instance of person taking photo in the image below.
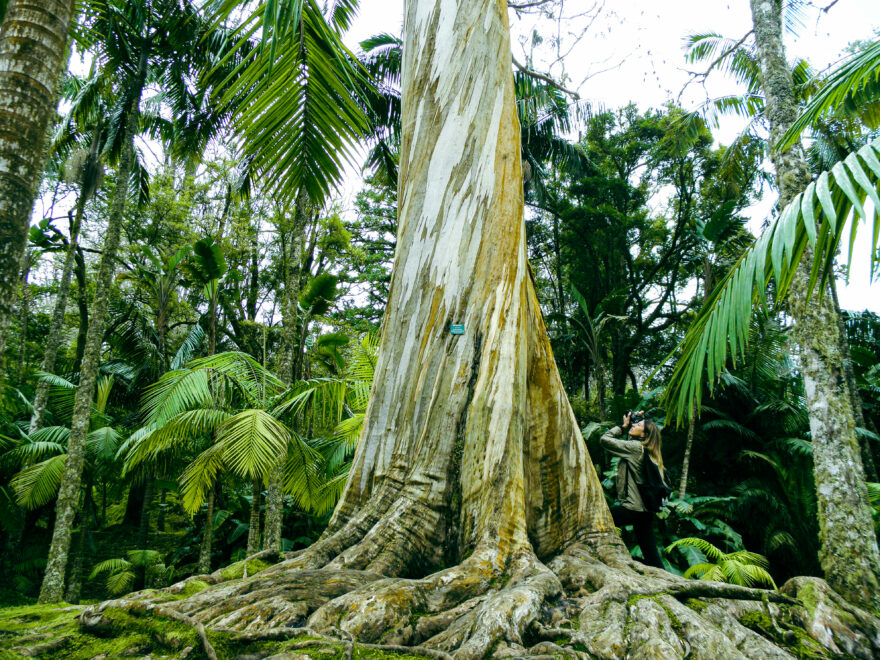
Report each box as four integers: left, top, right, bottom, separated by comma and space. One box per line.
599, 410, 667, 568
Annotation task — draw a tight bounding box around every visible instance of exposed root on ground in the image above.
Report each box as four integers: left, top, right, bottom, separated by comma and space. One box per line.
12, 534, 863, 659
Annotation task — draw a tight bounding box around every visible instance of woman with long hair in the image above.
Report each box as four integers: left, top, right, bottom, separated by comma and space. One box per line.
599, 410, 667, 568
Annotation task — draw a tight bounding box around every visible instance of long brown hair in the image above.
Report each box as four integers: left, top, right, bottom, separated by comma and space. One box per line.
641, 419, 664, 478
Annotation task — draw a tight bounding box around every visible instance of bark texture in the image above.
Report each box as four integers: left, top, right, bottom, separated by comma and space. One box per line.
749, 0, 880, 611
0, 0, 75, 378
37, 105, 138, 604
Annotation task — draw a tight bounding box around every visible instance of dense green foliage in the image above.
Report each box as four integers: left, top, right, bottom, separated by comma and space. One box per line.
0, 0, 879, 608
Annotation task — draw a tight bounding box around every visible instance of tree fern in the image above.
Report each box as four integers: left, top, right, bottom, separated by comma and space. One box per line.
666, 537, 777, 588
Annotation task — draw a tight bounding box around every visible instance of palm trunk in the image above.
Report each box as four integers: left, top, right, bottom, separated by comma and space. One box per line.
138, 476, 154, 550
247, 479, 261, 556
264, 189, 311, 553
73, 246, 89, 372
198, 489, 215, 574
678, 412, 695, 500
30, 208, 84, 433
750, 0, 880, 610
38, 102, 139, 604
0, 0, 76, 382
16, 250, 32, 383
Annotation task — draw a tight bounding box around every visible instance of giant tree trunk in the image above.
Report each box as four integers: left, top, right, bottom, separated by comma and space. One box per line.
68, 2, 880, 658
0, 0, 76, 381
749, 0, 880, 611
38, 105, 138, 604
30, 208, 84, 433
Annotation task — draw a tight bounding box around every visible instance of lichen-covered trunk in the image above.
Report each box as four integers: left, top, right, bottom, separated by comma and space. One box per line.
316, 0, 612, 574
749, 0, 880, 611
247, 479, 262, 556
38, 106, 138, 604
30, 208, 83, 434
0, 0, 76, 384
16, 250, 32, 382
264, 189, 311, 552
198, 488, 215, 574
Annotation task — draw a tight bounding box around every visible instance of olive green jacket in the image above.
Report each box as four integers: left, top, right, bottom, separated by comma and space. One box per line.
600, 426, 647, 512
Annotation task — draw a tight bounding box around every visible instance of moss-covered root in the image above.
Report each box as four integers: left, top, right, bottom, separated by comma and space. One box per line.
781, 575, 880, 659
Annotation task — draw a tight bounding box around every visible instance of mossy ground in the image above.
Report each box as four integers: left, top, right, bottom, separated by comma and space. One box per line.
0, 604, 434, 660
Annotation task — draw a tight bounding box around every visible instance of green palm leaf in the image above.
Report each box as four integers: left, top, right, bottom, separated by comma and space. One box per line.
208, 0, 369, 204
780, 38, 880, 149
664, 142, 880, 424
179, 443, 226, 514
11, 455, 67, 509
282, 431, 325, 513
122, 409, 230, 472
216, 409, 290, 481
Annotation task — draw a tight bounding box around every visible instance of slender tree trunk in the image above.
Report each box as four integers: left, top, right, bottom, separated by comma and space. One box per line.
138, 476, 154, 550
73, 246, 88, 372
63, 517, 86, 604
38, 103, 139, 604
678, 412, 695, 500
198, 489, 215, 574
0, 0, 76, 383
831, 282, 878, 482
30, 208, 84, 433
264, 189, 311, 553
750, 0, 880, 611
247, 479, 261, 556
156, 487, 166, 533
16, 250, 32, 383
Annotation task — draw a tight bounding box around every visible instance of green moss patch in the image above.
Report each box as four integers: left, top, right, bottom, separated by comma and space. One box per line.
219, 558, 272, 581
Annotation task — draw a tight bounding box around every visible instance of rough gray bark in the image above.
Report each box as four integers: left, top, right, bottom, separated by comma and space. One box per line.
749, 0, 880, 611
38, 104, 138, 603
0, 0, 76, 383
29, 208, 83, 433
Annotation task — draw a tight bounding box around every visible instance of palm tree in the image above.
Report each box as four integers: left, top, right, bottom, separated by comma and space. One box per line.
0, 0, 77, 376
122, 352, 326, 571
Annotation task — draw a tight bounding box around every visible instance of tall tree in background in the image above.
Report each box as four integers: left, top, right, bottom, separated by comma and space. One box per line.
748, 0, 880, 610
0, 0, 76, 381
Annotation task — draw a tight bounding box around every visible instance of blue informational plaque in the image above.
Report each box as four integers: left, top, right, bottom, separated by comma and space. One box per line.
450, 324, 465, 335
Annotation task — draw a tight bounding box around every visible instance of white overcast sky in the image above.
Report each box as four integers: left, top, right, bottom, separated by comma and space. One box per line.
340, 0, 880, 312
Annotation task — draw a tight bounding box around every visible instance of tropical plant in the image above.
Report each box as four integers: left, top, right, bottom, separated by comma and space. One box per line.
274, 332, 379, 506
89, 549, 173, 596
779, 37, 880, 150
8, 375, 121, 510
664, 142, 880, 423
665, 537, 777, 588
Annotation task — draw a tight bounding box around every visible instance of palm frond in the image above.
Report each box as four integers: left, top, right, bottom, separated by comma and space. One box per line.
216, 409, 290, 481
664, 142, 880, 424
282, 431, 325, 513
170, 323, 205, 370
11, 455, 67, 509
780, 38, 880, 149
